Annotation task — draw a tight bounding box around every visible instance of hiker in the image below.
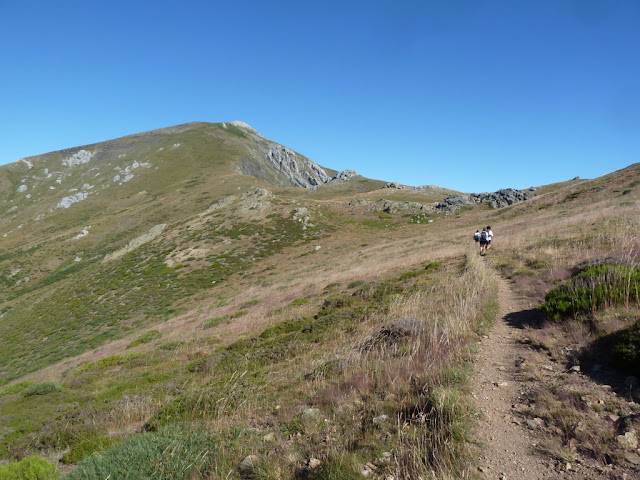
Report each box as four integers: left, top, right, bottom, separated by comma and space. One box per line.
479, 228, 489, 254
486, 226, 494, 250
474, 230, 481, 243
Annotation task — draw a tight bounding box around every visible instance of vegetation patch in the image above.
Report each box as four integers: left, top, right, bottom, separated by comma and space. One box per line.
75, 353, 143, 374
0, 455, 58, 479
127, 330, 161, 348
21, 382, 63, 397
64, 427, 215, 480
540, 263, 639, 321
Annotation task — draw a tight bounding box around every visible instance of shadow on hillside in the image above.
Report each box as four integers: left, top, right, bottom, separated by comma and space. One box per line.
580, 331, 640, 403
503, 307, 546, 330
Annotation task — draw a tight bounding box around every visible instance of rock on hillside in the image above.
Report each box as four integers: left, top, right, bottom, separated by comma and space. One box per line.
235, 123, 330, 188
436, 188, 535, 212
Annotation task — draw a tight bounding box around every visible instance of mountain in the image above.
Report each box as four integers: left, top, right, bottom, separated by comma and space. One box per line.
0, 123, 638, 479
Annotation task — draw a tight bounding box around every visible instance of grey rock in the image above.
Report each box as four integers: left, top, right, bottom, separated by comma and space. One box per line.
617, 431, 638, 450
239, 455, 261, 479
331, 170, 358, 182
62, 149, 93, 166
383, 181, 403, 189
302, 407, 321, 419
526, 417, 545, 429
373, 414, 388, 425
435, 193, 470, 212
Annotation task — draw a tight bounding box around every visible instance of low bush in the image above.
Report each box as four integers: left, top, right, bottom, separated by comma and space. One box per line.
0, 455, 58, 479
541, 264, 640, 321
127, 330, 161, 348
75, 353, 143, 373
61, 437, 117, 465
64, 426, 215, 479
21, 382, 63, 397
288, 297, 309, 307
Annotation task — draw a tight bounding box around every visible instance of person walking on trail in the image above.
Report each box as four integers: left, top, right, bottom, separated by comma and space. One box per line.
479, 228, 489, 254
474, 230, 481, 243
486, 226, 494, 250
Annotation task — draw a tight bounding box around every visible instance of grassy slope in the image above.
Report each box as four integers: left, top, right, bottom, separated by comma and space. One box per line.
0, 124, 637, 478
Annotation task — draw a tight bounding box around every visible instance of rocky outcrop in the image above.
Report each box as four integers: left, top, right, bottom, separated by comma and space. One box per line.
383, 181, 403, 189
238, 139, 331, 189
330, 170, 358, 182
264, 144, 330, 188
62, 150, 93, 167
470, 188, 535, 208
436, 188, 535, 213
348, 197, 431, 214
435, 194, 470, 212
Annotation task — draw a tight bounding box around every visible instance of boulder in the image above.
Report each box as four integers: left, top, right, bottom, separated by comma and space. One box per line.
239, 455, 261, 479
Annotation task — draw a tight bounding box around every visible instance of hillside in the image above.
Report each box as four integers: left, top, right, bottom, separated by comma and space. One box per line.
0, 124, 638, 479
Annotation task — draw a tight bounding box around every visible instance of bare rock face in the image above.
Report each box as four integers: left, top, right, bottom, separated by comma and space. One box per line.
264, 144, 330, 188
239, 138, 331, 189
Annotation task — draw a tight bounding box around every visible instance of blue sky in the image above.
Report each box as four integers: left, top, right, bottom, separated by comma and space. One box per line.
1, 1, 638, 192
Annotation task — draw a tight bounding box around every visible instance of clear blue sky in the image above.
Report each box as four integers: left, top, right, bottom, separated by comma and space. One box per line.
1, 1, 639, 192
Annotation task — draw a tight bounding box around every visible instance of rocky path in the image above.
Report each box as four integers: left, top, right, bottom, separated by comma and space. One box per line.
471, 273, 551, 479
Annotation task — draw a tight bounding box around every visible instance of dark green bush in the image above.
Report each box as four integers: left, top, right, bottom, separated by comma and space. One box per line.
0, 455, 58, 479
540, 264, 640, 321
21, 382, 63, 397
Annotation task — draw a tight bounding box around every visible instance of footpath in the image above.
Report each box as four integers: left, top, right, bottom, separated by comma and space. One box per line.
471, 273, 611, 480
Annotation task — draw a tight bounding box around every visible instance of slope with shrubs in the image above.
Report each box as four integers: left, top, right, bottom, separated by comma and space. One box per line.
0, 121, 637, 478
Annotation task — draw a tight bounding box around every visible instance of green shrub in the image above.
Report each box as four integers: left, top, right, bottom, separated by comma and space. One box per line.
127, 330, 161, 348
159, 341, 184, 350
346, 280, 364, 289
541, 264, 640, 321
612, 320, 640, 372
75, 353, 143, 373
0, 455, 58, 479
64, 426, 215, 480
61, 437, 118, 464
21, 382, 63, 397
288, 298, 308, 307
202, 316, 228, 329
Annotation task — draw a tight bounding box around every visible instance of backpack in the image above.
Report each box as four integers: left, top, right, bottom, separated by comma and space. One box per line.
480, 231, 487, 240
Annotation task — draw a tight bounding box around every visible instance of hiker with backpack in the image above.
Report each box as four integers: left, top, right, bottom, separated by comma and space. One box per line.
479, 228, 489, 254
485, 226, 493, 250
474, 230, 481, 243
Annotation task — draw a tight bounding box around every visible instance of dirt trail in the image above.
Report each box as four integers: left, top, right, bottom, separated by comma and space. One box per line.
471, 273, 558, 480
